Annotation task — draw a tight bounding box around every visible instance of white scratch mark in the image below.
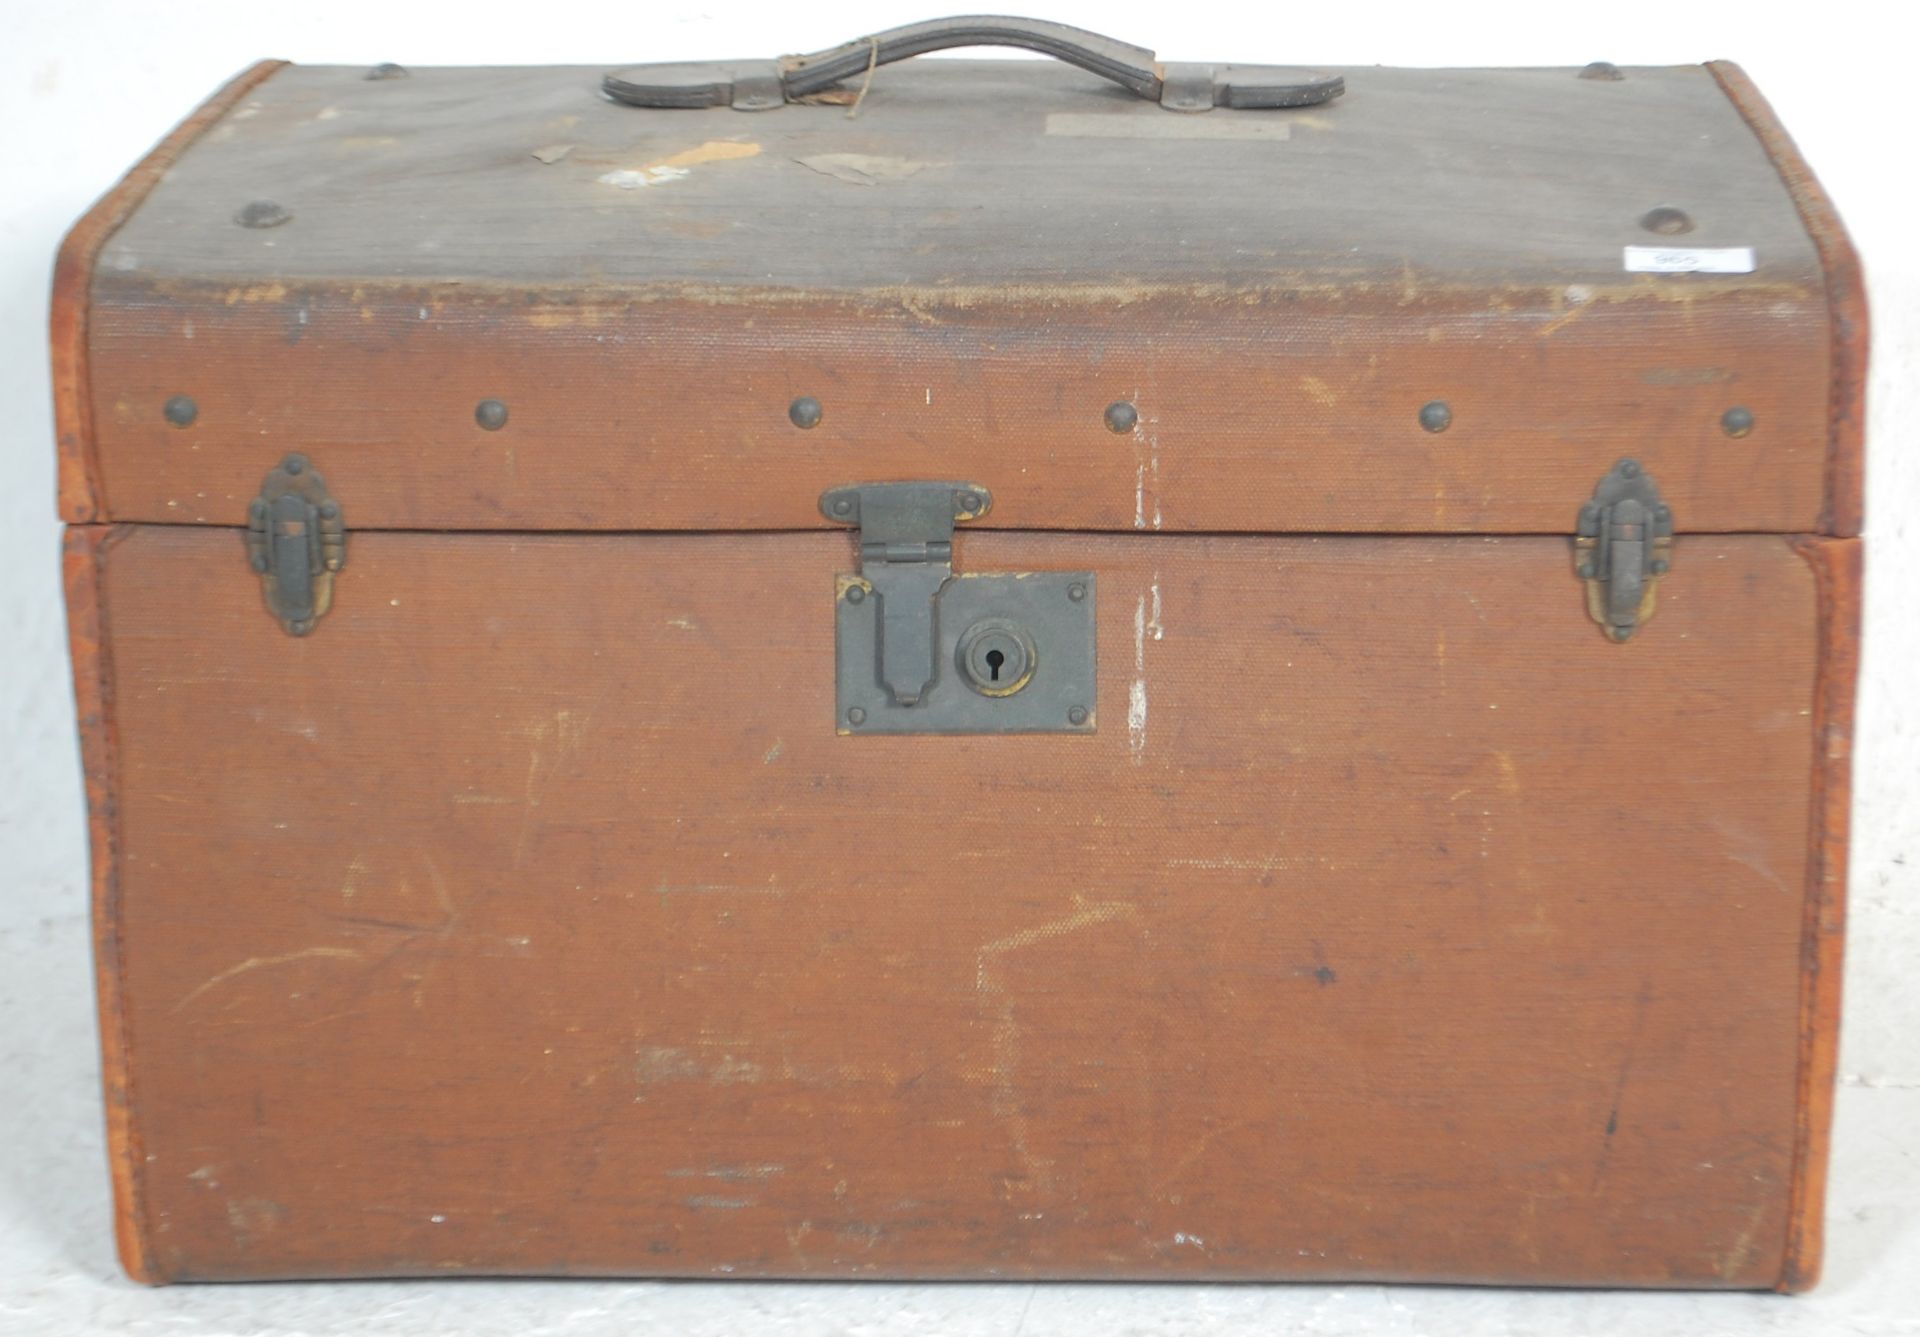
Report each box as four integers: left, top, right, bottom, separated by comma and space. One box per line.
1129, 585, 1157, 765
975, 901, 1139, 1192
515, 707, 594, 867
171, 947, 360, 1013
1166, 855, 1290, 874
1134, 401, 1163, 530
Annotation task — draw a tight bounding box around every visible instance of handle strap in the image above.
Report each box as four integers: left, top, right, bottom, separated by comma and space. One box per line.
604, 15, 1343, 113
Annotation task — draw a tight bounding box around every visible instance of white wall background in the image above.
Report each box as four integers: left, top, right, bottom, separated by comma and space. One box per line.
2, 2, 1913, 1333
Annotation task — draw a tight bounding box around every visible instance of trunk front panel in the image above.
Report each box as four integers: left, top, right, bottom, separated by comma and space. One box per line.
96, 526, 1817, 1285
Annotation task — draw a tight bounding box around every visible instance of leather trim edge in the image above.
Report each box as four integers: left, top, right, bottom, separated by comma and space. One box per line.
65, 525, 166, 1284
1776, 535, 1863, 1291
1707, 61, 1868, 539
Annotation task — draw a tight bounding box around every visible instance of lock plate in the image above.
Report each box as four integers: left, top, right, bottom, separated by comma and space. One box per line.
823, 482, 1096, 735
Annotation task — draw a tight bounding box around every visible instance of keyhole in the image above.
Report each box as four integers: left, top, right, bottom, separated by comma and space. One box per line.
986, 648, 1005, 681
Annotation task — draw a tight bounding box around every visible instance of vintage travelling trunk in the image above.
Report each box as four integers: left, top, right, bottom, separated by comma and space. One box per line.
56, 19, 1863, 1290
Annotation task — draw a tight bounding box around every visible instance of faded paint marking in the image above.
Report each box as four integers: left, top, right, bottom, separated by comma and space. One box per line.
172, 948, 360, 1013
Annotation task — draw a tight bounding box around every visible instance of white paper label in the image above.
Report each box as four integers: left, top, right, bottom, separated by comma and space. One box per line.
1623, 245, 1757, 274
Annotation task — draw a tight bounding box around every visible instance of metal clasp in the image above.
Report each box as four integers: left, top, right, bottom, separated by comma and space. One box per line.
821, 481, 1096, 735
1574, 458, 1673, 642
246, 453, 345, 636
819, 481, 986, 706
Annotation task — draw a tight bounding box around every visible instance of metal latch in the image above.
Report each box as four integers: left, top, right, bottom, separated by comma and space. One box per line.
1575, 458, 1673, 642
247, 453, 345, 636
821, 482, 1096, 734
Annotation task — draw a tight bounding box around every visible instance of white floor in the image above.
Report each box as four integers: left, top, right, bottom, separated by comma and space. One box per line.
0, 914, 1914, 1335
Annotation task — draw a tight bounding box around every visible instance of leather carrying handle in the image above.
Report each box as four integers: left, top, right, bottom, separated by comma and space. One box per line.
604, 15, 1344, 113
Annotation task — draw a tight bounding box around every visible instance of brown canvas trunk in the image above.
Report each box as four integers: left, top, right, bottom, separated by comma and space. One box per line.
54, 40, 1863, 1290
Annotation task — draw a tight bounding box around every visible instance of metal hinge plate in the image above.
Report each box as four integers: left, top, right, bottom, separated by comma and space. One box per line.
822, 482, 1096, 735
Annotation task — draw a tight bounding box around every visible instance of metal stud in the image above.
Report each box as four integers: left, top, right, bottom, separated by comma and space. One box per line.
1721, 406, 1755, 438
1104, 401, 1139, 434
1418, 401, 1453, 433
1067, 706, 1089, 726
234, 200, 292, 229
365, 62, 410, 80
1579, 61, 1624, 81
789, 396, 823, 429
475, 399, 509, 431
163, 395, 198, 428
1639, 205, 1694, 236
847, 707, 866, 726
